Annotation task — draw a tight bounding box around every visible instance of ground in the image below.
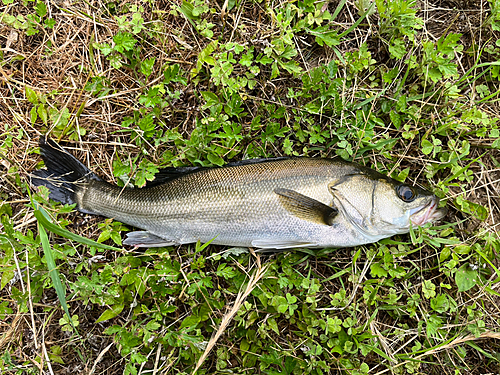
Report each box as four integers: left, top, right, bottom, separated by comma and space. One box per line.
1, 0, 500, 374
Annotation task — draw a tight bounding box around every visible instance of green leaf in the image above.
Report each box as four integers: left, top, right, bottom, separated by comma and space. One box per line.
427, 67, 442, 83
286, 293, 297, 304
426, 314, 442, 337
454, 244, 471, 254
37, 105, 48, 124
192, 40, 218, 77
145, 321, 161, 331
97, 231, 110, 243
326, 316, 342, 334
110, 231, 122, 246
1, 269, 15, 290
124, 363, 138, 375
216, 263, 237, 279
135, 160, 159, 187
35, 1, 47, 17
30, 107, 38, 124
439, 63, 458, 78
421, 139, 433, 155
179, 315, 201, 330
422, 280, 436, 299
388, 39, 406, 59
361, 344, 394, 362
280, 46, 297, 60
395, 167, 409, 182
271, 62, 279, 79
309, 26, 339, 47
279, 60, 302, 75
389, 110, 401, 129
208, 153, 224, 166
201, 91, 220, 108
455, 196, 488, 221
439, 247, 451, 262
48, 345, 64, 364
370, 263, 387, 278
95, 304, 124, 323
267, 317, 279, 334
221, 247, 248, 259
26, 86, 38, 104
97, 42, 113, 56
455, 264, 478, 292
113, 32, 137, 53
179, 0, 196, 20
140, 57, 155, 78
45, 18, 55, 28
258, 55, 273, 65
430, 294, 449, 313
276, 296, 288, 313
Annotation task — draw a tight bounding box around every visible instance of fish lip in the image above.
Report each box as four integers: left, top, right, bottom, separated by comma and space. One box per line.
410, 197, 447, 226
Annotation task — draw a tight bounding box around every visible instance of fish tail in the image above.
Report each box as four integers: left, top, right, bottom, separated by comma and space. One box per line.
31, 137, 101, 208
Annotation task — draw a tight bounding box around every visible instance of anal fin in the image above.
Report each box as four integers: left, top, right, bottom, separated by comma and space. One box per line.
123, 231, 177, 248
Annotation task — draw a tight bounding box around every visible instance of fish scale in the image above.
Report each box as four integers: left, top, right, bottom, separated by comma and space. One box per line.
32, 138, 446, 249
77, 159, 345, 246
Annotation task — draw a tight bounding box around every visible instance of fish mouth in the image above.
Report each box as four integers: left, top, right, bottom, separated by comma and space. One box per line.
410, 197, 447, 226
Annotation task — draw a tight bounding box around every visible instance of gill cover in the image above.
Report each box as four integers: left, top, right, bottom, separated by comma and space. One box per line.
329, 173, 436, 239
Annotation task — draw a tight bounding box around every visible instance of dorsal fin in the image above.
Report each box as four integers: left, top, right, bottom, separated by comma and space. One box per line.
144, 157, 290, 187
144, 166, 206, 187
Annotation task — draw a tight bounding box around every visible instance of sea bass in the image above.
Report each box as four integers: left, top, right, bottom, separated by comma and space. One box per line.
32, 138, 446, 249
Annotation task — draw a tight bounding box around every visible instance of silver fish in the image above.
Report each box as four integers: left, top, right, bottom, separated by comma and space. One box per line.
32, 138, 446, 249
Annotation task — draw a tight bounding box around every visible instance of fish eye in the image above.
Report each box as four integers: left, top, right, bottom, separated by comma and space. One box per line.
397, 185, 416, 202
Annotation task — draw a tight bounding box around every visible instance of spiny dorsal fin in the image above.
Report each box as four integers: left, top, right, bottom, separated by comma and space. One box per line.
275, 188, 338, 226
145, 157, 290, 187
145, 167, 205, 187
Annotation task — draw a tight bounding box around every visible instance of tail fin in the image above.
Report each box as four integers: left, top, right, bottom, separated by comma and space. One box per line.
31, 137, 101, 206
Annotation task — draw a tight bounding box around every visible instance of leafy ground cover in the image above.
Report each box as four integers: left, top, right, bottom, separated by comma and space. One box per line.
1, 0, 500, 373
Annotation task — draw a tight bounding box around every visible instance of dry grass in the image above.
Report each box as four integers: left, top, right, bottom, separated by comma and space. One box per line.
193, 252, 267, 374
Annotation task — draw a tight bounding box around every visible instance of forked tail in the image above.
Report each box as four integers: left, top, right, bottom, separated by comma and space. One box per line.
31, 138, 101, 207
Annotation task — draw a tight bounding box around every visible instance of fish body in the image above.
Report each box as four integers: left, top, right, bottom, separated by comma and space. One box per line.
32, 139, 446, 249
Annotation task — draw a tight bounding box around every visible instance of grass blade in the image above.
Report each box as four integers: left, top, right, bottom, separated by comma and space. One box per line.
33, 205, 123, 252
38, 219, 76, 334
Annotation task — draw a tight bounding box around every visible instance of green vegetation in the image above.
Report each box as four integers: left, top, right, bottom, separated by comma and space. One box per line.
1, 0, 500, 373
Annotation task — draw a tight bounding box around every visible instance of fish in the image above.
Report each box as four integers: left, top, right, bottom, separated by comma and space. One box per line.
31, 138, 446, 249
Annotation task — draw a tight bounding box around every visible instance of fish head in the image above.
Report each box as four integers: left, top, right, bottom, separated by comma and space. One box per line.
330, 172, 446, 239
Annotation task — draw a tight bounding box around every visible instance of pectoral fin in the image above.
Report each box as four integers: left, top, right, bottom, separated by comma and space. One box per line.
274, 188, 338, 225
123, 231, 177, 248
